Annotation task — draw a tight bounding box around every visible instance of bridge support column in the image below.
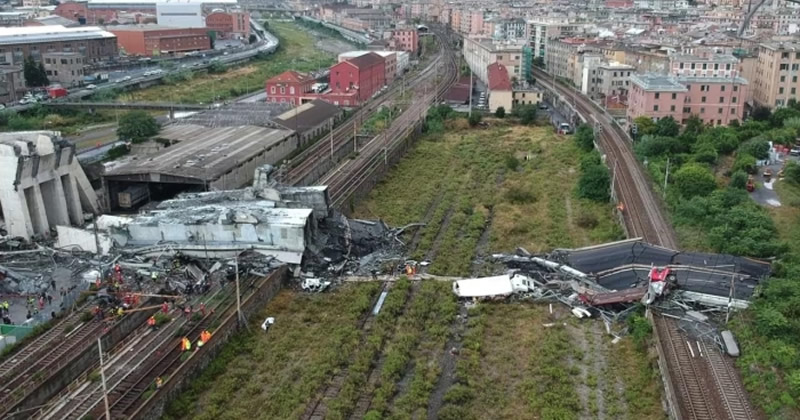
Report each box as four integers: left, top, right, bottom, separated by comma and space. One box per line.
169, 107, 175, 120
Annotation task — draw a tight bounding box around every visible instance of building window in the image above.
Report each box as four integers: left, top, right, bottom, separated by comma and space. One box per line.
683, 107, 691, 113
780, 87, 785, 94
701, 96, 706, 103
781, 75, 786, 82
732, 97, 737, 103
672, 93, 677, 100
733, 85, 738, 92
717, 120, 722, 125
718, 108, 723, 114
653, 105, 659, 111
700, 107, 705, 113
781, 64, 789, 70
679, 62, 684, 69
270, 86, 275, 94
280, 87, 285, 94
719, 97, 724, 103
793, 88, 797, 95
702, 63, 707, 70
655, 92, 660, 99
290, 86, 295, 94
670, 105, 675, 112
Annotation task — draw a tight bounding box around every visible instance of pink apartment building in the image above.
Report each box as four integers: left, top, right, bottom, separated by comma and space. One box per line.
628, 74, 748, 127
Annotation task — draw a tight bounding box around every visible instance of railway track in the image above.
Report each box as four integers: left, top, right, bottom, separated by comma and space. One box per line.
37, 283, 230, 420
0, 319, 108, 417
701, 340, 757, 420
323, 28, 458, 208
0, 302, 91, 382
288, 38, 449, 187
532, 67, 677, 250
653, 314, 714, 420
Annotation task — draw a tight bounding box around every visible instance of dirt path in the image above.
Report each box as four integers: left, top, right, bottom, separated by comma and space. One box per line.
567, 323, 592, 418
587, 324, 608, 420
425, 304, 468, 420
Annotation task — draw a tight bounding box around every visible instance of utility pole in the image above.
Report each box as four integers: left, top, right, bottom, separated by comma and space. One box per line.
234, 255, 243, 325
468, 70, 473, 117
329, 118, 334, 160
610, 161, 618, 202
726, 275, 735, 324
353, 120, 358, 153
663, 157, 671, 199
98, 338, 111, 420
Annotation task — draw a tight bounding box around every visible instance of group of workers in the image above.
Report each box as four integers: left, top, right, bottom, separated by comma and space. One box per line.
179, 330, 212, 351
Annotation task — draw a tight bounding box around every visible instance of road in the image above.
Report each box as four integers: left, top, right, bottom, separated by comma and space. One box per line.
9, 17, 278, 110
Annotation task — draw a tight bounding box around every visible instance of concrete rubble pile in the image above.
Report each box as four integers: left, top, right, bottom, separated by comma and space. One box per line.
453, 238, 772, 339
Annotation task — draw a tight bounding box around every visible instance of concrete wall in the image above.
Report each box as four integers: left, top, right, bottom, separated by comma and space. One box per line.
126, 221, 307, 251
56, 225, 113, 254
210, 134, 298, 191
7, 303, 159, 420
130, 267, 288, 420
0, 131, 99, 239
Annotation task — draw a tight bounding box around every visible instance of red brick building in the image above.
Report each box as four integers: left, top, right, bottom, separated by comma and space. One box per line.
55, 1, 153, 24
265, 70, 316, 105
389, 28, 418, 54
328, 52, 385, 106
109, 25, 209, 56
206, 11, 250, 40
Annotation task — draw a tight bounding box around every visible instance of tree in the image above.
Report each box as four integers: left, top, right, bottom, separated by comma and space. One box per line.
633, 116, 657, 137
117, 111, 160, 143
785, 161, 800, 184
37, 61, 49, 86
249, 34, 257, 44
733, 153, 757, 174
574, 124, 594, 151
673, 163, 716, 199
468, 112, 482, 127
578, 164, 610, 202
655, 116, 680, 137
739, 139, 770, 160
495, 106, 505, 118
751, 105, 772, 122
23, 56, 48, 87
693, 142, 718, 164
682, 114, 705, 139
207, 30, 216, 49
729, 170, 748, 189
771, 107, 800, 127
512, 104, 537, 125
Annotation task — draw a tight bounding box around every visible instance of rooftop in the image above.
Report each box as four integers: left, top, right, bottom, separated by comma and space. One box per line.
630, 74, 687, 92
133, 202, 312, 228
677, 75, 749, 84
273, 99, 341, 133
0, 25, 115, 46
88, 0, 236, 4
761, 41, 800, 51
105, 124, 294, 183
671, 53, 739, 63
488, 62, 512, 91
106, 24, 207, 31
342, 52, 384, 69
174, 103, 292, 128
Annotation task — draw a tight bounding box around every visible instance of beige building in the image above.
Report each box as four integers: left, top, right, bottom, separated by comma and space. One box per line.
753, 42, 800, 108
583, 61, 635, 103
545, 38, 591, 82
488, 62, 512, 112
526, 18, 583, 62
43, 52, 86, 88
512, 88, 542, 107
463, 36, 524, 85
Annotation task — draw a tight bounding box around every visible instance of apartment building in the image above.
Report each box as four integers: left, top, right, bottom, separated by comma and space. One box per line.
492, 18, 526, 41
670, 53, 740, 78
545, 38, 590, 81
628, 73, 747, 127
753, 41, 800, 108
463, 36, 525, 85
583, 61, 635, 103
43, 51, 86, 87
526, 18, 583, 61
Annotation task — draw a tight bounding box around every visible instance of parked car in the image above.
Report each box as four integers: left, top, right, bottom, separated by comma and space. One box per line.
790, 147, 800, 156
86, 84, 97, 90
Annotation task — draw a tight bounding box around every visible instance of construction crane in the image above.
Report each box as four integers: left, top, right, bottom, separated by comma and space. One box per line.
739, 0, 800, 36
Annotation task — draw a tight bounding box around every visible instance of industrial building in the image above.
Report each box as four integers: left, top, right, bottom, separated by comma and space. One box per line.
155, 0, 203, 28
205, 11, 250, 40
103, 124, 298, 209
109, 25, 210, 56
0, 25, 118, 66
273, 99, 343, 145
55, 0, 238, 25
43, 52, 87, 87
338, 50, 410, 83
0, 131, 99, 240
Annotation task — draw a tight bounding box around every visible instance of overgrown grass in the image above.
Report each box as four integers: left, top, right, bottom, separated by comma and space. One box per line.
117, 21, 334, 104
354, 121, 623, 275
368, 281, 458, 418
163, 282, 380, 420
327, 278, 412, 420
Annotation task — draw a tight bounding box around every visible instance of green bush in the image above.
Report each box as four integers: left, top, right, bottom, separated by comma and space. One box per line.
468, 112, 482, 127
574, 124, 594, 151
729, 170, 748, 189
578, 164, 610, 202
733, 153, 757, 174
494, 106, 505, 118
117, 111, 160, 143
673, 163, 716, 199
